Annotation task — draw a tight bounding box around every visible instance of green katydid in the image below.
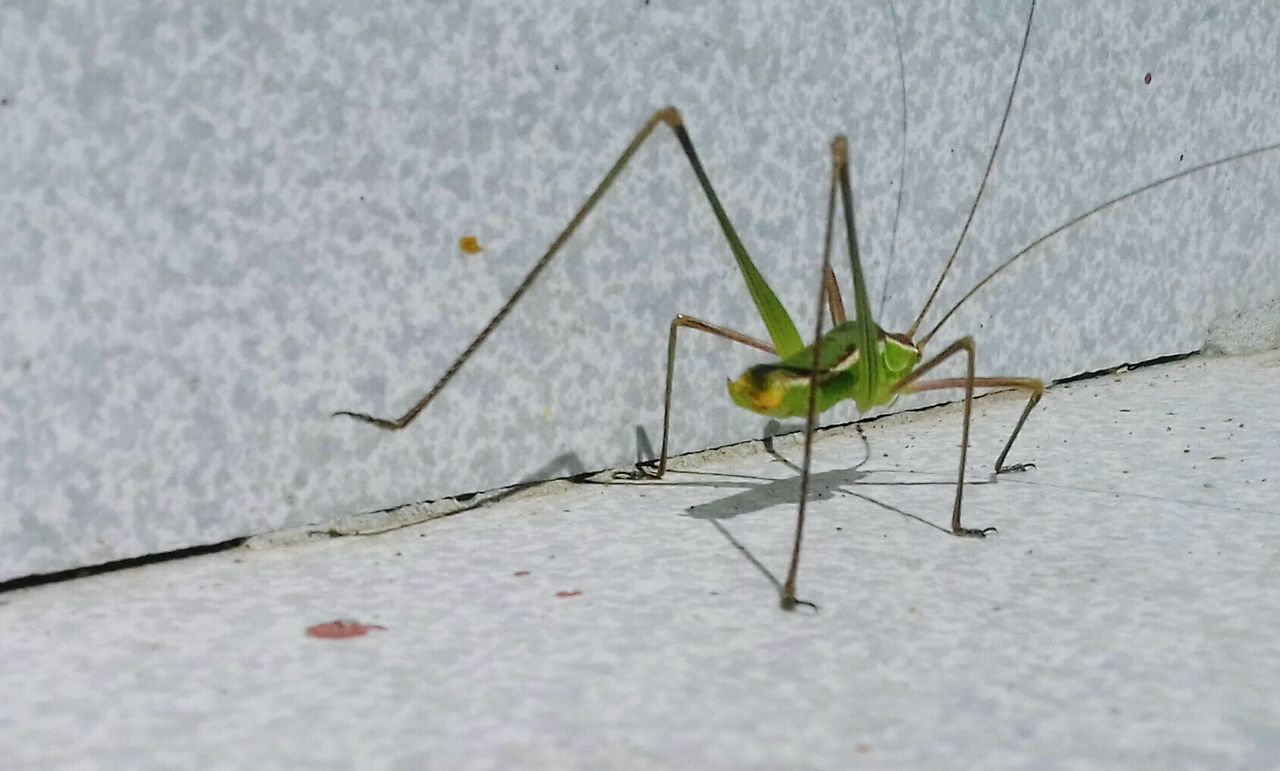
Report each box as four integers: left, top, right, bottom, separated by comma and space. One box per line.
336, 0, 1280, 609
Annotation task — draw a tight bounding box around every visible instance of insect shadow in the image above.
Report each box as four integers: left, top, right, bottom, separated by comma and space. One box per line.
646, 420, 977, 597
628, 419, 977, 530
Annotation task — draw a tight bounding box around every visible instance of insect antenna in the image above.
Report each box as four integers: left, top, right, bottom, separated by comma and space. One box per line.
876, 0, 909, 319
919, 138, 1280, 348
906, 0, 1038, 341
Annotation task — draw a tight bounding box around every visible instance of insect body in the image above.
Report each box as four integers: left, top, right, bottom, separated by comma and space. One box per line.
726, 323, 920, 418
336, 0, 1280, 609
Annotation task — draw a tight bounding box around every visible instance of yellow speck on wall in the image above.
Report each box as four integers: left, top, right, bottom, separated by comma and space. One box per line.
459, 235, 483, 254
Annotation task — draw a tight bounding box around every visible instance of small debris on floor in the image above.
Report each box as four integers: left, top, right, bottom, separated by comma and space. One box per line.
305, 620, 387, 639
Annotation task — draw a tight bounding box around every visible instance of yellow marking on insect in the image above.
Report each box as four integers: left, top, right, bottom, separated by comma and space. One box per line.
749, 384, 783, 412
727, 373, 784, 415
459, 235, 483, 254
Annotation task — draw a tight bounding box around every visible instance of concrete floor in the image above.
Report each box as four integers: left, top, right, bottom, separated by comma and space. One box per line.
2, 351, 1278, 770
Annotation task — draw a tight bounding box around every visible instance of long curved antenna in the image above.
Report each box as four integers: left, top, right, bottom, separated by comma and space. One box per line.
876, 0, 909, 318
906, 0, 1037, 340
919, 139, 1280, 348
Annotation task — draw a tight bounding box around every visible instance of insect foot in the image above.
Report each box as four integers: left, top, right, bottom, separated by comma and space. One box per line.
952, 526, 998, 538
611, 464, 662, 481
780, 594, 820, 613
332, 410, 402, 430
997, 462, 1036, 474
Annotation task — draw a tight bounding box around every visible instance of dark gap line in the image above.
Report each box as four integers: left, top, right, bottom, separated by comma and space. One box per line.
1051, 349, 1195, 385
0, 536, 246, 596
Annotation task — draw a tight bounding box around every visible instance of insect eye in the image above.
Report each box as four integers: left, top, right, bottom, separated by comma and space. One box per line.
883, 342, 916, 373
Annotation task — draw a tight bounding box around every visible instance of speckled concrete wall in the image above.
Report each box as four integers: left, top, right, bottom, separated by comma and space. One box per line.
2, 0, 1278, 580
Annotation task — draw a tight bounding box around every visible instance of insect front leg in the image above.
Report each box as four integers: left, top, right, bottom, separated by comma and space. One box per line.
903, 376, 1043, 473
890, 336, 997, 538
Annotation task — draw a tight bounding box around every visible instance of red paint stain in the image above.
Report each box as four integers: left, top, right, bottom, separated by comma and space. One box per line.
1143, 72, 1152, 85
306, 620, 387, 639
555, 590, 583, 598
514, 570, 530, 577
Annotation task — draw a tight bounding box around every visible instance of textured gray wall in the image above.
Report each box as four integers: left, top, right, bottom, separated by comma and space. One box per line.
2, 0, 1279, 580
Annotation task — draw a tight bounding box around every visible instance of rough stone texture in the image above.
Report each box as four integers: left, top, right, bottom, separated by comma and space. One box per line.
1204, 297, 1280, 355
2, 1, 1279, 579
1, 353, 1277, 769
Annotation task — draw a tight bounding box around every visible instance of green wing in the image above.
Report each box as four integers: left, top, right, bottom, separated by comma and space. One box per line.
778, 322, 862, 372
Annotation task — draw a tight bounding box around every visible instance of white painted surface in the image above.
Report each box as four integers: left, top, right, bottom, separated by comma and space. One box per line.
3, 1, 1280, 578
2, 352, 1277, 768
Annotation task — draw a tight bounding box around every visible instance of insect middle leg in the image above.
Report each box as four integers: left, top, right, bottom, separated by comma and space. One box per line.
780, 136, 847, 611
902, 376, 1043, 473
617, 315, 774, 480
